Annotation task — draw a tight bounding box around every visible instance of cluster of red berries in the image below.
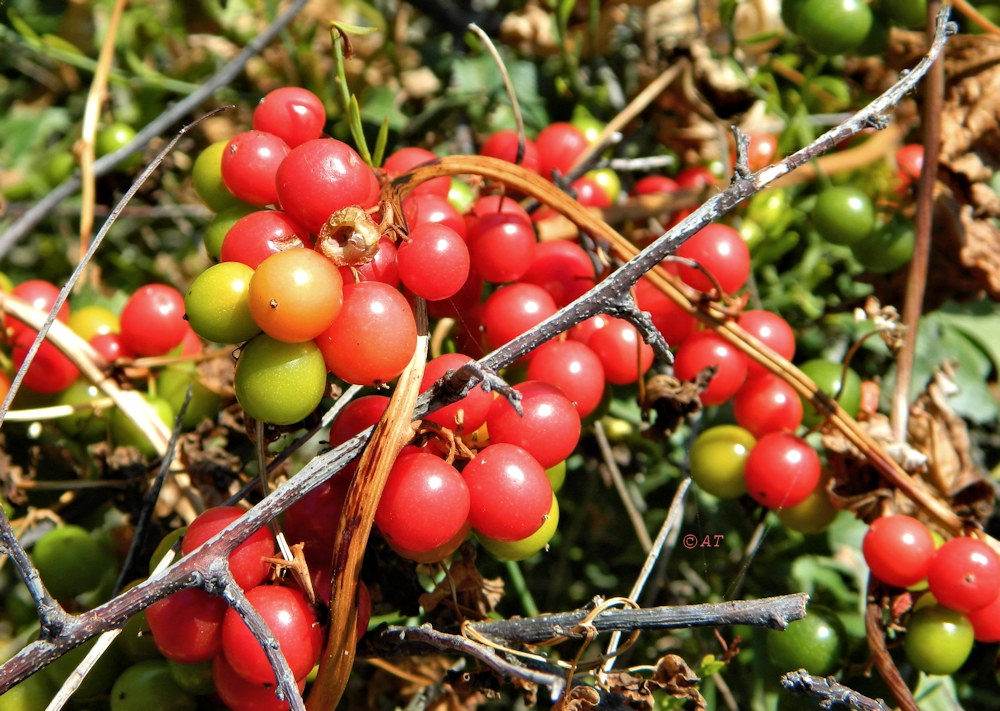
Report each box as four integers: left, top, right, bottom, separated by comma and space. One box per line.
285, 363, 580, 570
143, 505, 363, 711
2, 277, 213, 455
862, 514, 1000, 674
619, 188, 840, 526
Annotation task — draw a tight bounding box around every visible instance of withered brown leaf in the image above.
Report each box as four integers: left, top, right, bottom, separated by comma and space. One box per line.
601, 653, 706, 711
641, 372, 709, 437
557, 686, 602, 711
419, 544, 505, 624
824, 364, 994, 526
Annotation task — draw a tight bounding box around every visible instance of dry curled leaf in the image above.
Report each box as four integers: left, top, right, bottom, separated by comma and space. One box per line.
641, 372, 708, 436
353, 656, 488, 711
939, 34, 1000, 298
601, 653, 706, 710
908, 364, 995, 523
419, 544, 504, 623
825, 363, 994, 524
558, 686, 602, 711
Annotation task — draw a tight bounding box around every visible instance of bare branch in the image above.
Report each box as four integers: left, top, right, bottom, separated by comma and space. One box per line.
364, 593, 809, 650
373, 625, 567, 701
0, 512, 69, 638
780, 670, 891, 711
220, 582, 306, 711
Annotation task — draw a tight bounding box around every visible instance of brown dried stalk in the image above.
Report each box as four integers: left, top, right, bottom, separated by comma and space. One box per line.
305, 304, 429, 710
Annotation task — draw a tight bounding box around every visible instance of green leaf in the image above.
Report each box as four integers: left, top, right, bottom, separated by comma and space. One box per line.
371, 116, 390, 169
452, 54, 504, 95
698, 653, 727, 677
358, 85, 409, 134
6, 8, 43, 45
347, 95, 372, 165
884, 314, 998, 424
40, 33, 85, 57
556, 0, 575, 32
0, 106, 71, 167
936, 299, 1000, 373
720, 0, 738, 26
329, 20, 379, 36
790, 555, 859, 605
912, 674, 963, 711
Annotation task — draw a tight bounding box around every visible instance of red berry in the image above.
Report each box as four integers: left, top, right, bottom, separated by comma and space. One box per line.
966, 592, 1000, 642
339, 237, 400, 287
282, 473, 351, 567
633, 278, 697, 347
743, 433, 821, 510
462, 443, 553, 542
182, 507, 275, 590
403, 193, 467, 240
275, 138, 378, 234
571, 175, 611, 208
221, 131, 290, 206
146, 588, 227, 664
535, 122, 588, 179
675, 224, 750, 294
89, 332, 134, 361
673, 330, 748, 405
220, 210, 311, 269
526, 340, 606, 418
481, 283, 557, 351
329, 394, 391, 446
737, 310, 796, 378
383, 146, 449, 197
486, 381, 581, 468
467, 211, 536, 284
13, 331, 79, 394
375, 452, 470, 555
213, 654, 301, 711
119, 284, 188, 357
733, 374, 803, 437
896, 143, 924, 187
8, 279, 69, 340
315, 281, 417, 386
928, 537, 1000, 613
397, 222, 470, 300
862, 515, 935, 589
480, 130, 541, 173
674, 166, 717, 191
586, 317, 654, 386
221, 585, 322, 685
519, 240, 595, 307
632, 175, 679, 196
252, 87, 326, 148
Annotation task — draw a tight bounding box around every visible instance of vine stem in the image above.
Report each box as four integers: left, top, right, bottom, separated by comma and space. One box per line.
367, 592, 809, 649
953, 0, 1000, 34
305, 302, 429, 711
891, 0, 946, 443
77, 0, 128, 269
